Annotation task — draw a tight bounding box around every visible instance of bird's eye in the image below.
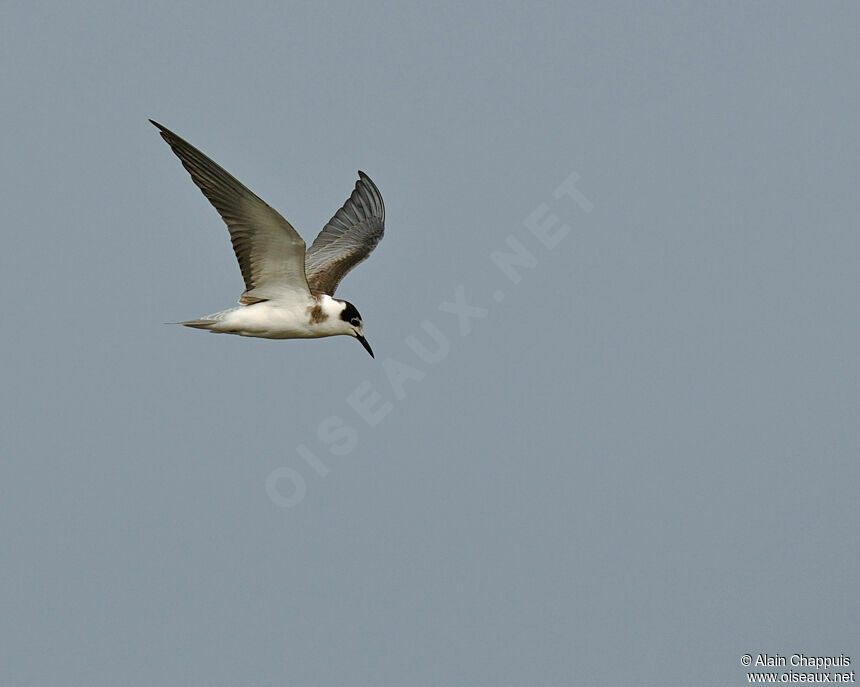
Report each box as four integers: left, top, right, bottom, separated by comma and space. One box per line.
351, 318, 361, 327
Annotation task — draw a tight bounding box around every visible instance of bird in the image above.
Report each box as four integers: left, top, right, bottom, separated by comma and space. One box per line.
150, 119, 384, 358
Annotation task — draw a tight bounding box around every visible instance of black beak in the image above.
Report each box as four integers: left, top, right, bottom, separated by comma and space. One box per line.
356, 334, 374, 358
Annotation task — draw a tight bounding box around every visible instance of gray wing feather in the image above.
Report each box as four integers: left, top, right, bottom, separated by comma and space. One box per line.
305, 172, 385, 296
151, 120, 310, 303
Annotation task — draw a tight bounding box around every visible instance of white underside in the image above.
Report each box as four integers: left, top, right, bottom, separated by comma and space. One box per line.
192, 294, 350, 340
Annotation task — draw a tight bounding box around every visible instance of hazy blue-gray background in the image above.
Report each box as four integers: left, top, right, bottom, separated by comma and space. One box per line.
2, 2, 857, 685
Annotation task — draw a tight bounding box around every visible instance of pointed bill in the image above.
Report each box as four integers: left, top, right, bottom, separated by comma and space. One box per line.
356, 334, 374, 358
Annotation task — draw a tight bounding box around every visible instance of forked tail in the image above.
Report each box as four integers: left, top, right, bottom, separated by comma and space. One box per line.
175, 318, 218, 330
166, 308, 235, 331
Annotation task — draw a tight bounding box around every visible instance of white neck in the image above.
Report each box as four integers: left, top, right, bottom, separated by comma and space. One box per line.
311, 295, 351, 336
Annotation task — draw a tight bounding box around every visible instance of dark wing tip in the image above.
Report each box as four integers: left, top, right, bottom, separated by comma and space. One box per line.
149, 120, 188, 150
354, 171, 384, 221
149, 120, 183, 148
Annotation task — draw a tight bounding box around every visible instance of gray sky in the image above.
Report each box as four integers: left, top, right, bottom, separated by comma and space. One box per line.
2, 2, 858, 685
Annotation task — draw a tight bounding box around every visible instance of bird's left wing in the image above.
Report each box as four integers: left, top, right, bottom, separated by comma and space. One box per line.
151, 120, 311, 304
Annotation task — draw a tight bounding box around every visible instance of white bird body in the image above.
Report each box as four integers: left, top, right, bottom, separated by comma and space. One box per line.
186, 294, 351, 340
151, 120, 385, 356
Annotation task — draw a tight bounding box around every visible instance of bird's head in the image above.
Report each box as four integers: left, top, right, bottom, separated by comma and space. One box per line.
339, 300, 374, 358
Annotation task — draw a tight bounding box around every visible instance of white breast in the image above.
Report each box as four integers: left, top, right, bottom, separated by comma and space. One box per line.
207, 295, 347, 339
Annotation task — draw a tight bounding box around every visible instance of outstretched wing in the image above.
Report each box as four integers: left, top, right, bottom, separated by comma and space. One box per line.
151, 120, 311, 304
304, 171, 385, 296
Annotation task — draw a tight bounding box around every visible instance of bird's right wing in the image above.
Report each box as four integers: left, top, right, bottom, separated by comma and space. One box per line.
304, 172, 385, 296
151, 120, 311, 304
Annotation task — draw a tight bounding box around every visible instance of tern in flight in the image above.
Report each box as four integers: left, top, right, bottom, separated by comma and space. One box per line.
151, 120, 384, 357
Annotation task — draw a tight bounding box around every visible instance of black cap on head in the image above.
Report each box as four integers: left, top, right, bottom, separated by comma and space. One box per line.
339, 301, 373, 357
339, 301, 362, 324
